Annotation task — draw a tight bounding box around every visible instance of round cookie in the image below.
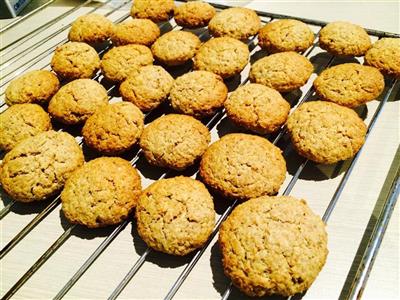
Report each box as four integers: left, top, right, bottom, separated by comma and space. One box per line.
130, 0, 174, 23
258, 19, 315, 53
365, 38, 400, 78
136, 176, 215, 256
224, 83, 291, 134
170, 70, 228, 118
111, 18, 160, 46
199, 133, 286, 200
61, 157, 141, 228
194, 37, 249, 78
174, 1, 216, 28
101, 44, 153, 82
120, 65, 174, 111
0, 104, 52, 152
286, 101, 367, 164
219, 195, 328, 297
48, 79, 108, 124
82, 102, 144, 155
314, 63, 385, 108
151, 31, 201, 66
208, 7, 261, 40
68, 13, 113, 44
51, 42, 100, 80
319, 21, 371, 56
140, 114, 210, 170
0, 131, 84, 202
5, 70, 60, 106
249, 52, 314, 92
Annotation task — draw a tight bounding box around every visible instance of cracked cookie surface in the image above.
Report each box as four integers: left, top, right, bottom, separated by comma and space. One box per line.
136, 176, 215, 256
130, 0, 174, 23
219, 195, 328, 297
61, 157, 141, 228
174, 1, 216, 28
365, 38, 400, 78
111, 18, 160, 46
68, 13, 113, 44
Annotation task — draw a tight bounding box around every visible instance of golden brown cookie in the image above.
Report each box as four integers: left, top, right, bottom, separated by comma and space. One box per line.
0, 131, 84, 202
120, 65, 174, 111
174, 1, 216, 28
219, 195, 328, 297
82, 102, 144, 155
140, 114, 210, 170
51, 42, 100, 80
365, 38, 400, 78
193, 37, 249, 78
130, 0, 174, 23
111, 18, 160, 46
286, 101, 367, 164
200, 133, 286, 200
5, 70, 60, 106
0, 104, 52, 152
314, 63, 385, 108
169, 70, 228, 118
101, 44, 153, 82
136, 176, 215, 256
224, 83, 291, 134
249, 52, 313, 92
61, 157, 141, 228
151, 31, 201, 66
258, 19, 315, 53
208, 7, 261, 40
68, 13, 114, 44
48, 79, 108, 124
319, 21, 371, 56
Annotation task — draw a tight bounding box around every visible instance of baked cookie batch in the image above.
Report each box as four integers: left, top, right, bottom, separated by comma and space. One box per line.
1, 0, 398, 298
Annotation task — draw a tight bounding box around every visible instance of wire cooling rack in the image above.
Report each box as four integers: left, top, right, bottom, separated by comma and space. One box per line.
1, 1, 399, 299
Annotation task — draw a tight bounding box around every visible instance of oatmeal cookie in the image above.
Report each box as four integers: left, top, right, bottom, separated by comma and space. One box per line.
130, 0, 174, 23
365, 38, 400, 78
68, 13, 113, 44
111, 18, 160, 46
174, 1, 216, 28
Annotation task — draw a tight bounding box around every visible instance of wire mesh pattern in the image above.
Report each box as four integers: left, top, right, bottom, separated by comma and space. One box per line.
1, 1, 399, 300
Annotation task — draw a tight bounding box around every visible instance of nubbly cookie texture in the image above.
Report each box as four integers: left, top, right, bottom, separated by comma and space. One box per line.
365, 38, 400, 78
136, 176, 215, 256
61, 157, 142, 228
111, 18, 160, 46
174, 1, 216, 28
130, 0, 174, 23
68, 13, 113, 44
0, 131, 84, 202
0, 104, 52, 152
200, 133, 286, 200
48, 79, 108, 124
286, 101, 367, 164
219, 196, 328, 297
314, 63, 385, 108
140, 114, 211, 170
5, 70, 60, 106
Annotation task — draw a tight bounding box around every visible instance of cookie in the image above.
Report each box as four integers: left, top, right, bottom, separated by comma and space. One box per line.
0, 104, 52, 152
170, 70, 228, 118
314, 63, 385, 108
286, 101, 367, 164
224, 83, 291, 134
0, 131, 84, 202
68, 13, 114, 44
249, 51, 313, 92
174, 1, 216, 28
130, 0, 174, 23
5, 70, 60, 106
136, 176, 215, 256
48, 79, 108, 124
200, 133, 286, 200
111, 18, 160, 46
61, 157, 141, 228
258, 19, 315, 53
140, 114, 210, 170
194, 37, 249, 78
219, 195, 328, 297
151, 31, 201, 66
365, 38, 400, 78
208, 7, 260, 40
319, 21, 371, 56
101, 44, 153, 82
82, 102, 144, 155
120, 65, 174, 111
